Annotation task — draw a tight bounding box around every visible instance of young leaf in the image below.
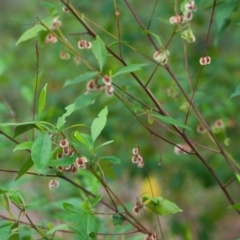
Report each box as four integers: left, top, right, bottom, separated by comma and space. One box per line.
96, 140, 114, 149
48, 156, 76, 167
151, 113, 192, 131
8, 189, 25, 208
142, 196, 182, 216
73, 131, 94, 152
38, 83, 48, 119
142, 30, 162, 47
230, 85, 240, 98
15, 157, 34, 181
90, 195, 103, 208
112, 64, 147, 78
13, 141, 33, 152
91, 36, 107, 71
57, 92, 99, 129
46, 224, 68, 235
91, 106, 108, 142
3, 194, 10, 211
16, 16, 56, 45
31, 132, 52, 171
99, 156, 121, 164
63, 203, 85, 215
64, 71, 99, 87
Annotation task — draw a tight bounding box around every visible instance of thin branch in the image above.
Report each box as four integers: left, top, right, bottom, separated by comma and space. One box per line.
124, 0, 158, 50
147, 0, 158, 30
32, 41, 40, 140
205, 0, 217, 53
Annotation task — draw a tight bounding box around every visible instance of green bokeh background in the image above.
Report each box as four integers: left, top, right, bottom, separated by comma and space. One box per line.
0, 0, 240, 239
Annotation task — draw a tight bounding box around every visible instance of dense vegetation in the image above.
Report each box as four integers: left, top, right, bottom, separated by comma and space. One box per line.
0, 0, 240, 239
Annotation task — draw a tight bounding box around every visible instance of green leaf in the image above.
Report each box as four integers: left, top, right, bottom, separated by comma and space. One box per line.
90, 195, 103, 208
151, 113, 192, 131
73, 131, 94, 152
41, 1, 58, 9
230, 85, 240, 98
0, 223, 12, 240
63, 202, 85, 215
68, 226, 88, 240
92, 36, 107, 71
99, 156, 121, 164
98, 161, 115, 180
229, 203, 240, 211
96, 140, 114, 149
48, 156, 75, 167
57, 92, 99, 129
77, 212, 99, 238
112, 214, 125, 226
31, 132, 52, 171
14, 123, 39, 138
38, 83, 48, 119
0, 187, 8, 195
142, 196, 182, 216
13, 141, 33, 152
112, 63, 147, 78
64, 71, 99, 87
142, 30, 162, 47
46, 224, 68, 235
9, 223, 19, 240
3, 194, 10, 211
0, 121, 34, 127
8, 189, 25, 208
214, 0, 238, 46
91, 106, 108, 142
16, 16, 56, 45
236, 174, 240, 183
15, 157, 34, 181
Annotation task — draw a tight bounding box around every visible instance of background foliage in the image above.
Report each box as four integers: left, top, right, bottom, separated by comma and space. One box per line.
0, 0, 240, 239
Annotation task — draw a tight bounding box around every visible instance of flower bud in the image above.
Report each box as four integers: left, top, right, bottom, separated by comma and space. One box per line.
184, 11, 193, 22
59, 139, 69, 148
105, 85, 114, 97
49, 179, 59, 189
197, 124, 207, 134
63, 6, 70, 13
185, 1, 197, 12
86, 79, 98, 91
102, 75, 112, 86
153, 50, 169, 65
132, 147, 139, 155
75, 156, 88, 169
199, 56, 211, 65
45, 33, 58, 43
51, 18, 62, 30
84, 41, 92, 49
56, 166, 64, 172
74, 56, 81, 65
60, 51, 70, 60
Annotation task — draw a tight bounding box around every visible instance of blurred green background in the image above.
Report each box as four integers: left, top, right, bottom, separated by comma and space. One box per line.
1, 0, 240, 239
